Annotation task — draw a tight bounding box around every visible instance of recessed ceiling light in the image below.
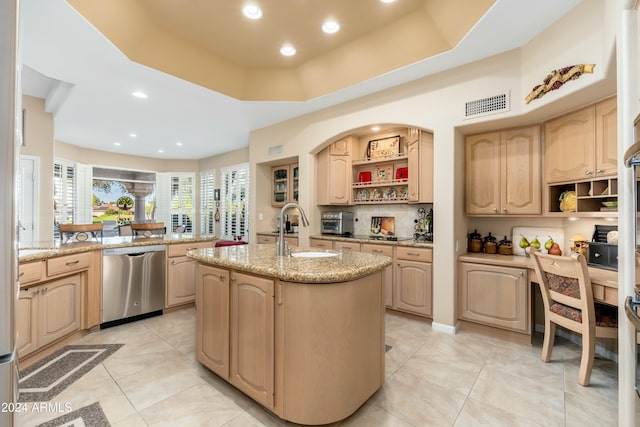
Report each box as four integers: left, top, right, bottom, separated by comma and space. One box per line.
113, 142, 121, 146
371, 126, 381, 131
132, 91, 148, 99
158, 149, 164, 153
129, 133, 137, 138
242, 4, 263, 19
280, 45, 296, 56
380, 0, 396, 3
322, 20, 340, 34
176, 141, 183, 146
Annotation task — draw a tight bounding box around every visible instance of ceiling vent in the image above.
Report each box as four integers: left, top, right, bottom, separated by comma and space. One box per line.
268, 145, 283, 156
464, 92, 510, 119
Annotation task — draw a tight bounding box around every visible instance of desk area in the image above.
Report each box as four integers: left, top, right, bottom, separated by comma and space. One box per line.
457, 253, 621, 343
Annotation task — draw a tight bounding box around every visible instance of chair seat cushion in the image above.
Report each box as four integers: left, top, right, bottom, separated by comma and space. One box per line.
549, 302, 618, 328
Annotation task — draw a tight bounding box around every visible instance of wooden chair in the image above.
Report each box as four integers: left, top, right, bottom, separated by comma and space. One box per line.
527, 247, 617, 386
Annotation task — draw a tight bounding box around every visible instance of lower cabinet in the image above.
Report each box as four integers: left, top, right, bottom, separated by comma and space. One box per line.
458, 262, 529, 333
17, 274, 81, 357
167, 241, 214, 308
196, 265, 275, 409
393, 247, 433, 317
361, 243, 394, 307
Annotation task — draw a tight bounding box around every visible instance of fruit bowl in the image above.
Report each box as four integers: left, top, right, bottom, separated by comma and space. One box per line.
601, 201, 618, 208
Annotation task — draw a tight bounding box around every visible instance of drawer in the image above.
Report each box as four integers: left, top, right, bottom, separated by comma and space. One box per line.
257, 235, 277, 245
284, 236, 298, 247
592, 283, 618, 305
310, 238, 332, 249
168, 241, 214, 257
361, 244, 393, 257
19, 261, 44, 285
333, 241, 361, 252
47, 252, 92, 277
396, 246, 432, 262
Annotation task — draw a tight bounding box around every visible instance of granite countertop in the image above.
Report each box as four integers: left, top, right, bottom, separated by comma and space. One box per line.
256, 231, 299, 237
187, 244, 392, 283
309, 234, 434, 248
19, 233, 219, 262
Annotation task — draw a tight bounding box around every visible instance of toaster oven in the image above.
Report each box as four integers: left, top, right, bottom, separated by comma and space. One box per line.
321, 212, 354, 235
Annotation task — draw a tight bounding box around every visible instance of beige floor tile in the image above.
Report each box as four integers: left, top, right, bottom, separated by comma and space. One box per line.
116, 356, 208, 411
454, 396, 551, 427
370, 369, 467, 426
384, 335, 429, 380
111, 412, 150, 427
339, 400, 413, 426
103, 338, 183, 380
565, 388, 618, 427
139, 384, 245, 426
469, 365, 565, 426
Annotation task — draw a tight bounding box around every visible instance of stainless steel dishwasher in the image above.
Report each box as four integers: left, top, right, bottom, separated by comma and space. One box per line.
102, 244, 166, 328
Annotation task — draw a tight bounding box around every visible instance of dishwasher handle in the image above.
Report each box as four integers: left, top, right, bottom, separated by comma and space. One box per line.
126, 252, 147, 257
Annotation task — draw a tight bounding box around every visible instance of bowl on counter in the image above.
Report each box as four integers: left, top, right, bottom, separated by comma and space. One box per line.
601, 201, 618, 208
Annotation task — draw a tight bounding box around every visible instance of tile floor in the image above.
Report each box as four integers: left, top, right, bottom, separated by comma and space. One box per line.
15, 308, 630, 426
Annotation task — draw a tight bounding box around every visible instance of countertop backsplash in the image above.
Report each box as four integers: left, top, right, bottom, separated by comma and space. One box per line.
321, 204, 433, 238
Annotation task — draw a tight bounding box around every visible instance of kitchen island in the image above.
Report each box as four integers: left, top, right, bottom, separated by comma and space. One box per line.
188, 244, 392, 425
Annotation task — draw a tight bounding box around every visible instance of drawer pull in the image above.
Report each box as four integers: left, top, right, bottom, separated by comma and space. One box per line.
65, 260, 80, 266
186, 248, 196, 251
18, 272, 24, 277
372, 249, 383, 253
407, 252, 421, 256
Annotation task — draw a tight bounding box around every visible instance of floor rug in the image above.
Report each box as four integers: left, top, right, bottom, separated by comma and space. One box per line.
35, 402, 110, 427
19, 344, 123, 402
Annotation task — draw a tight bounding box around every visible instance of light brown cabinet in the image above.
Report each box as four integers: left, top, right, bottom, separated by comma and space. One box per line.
309, 238, 332, 249
257, 234, 297, 247
230, 271, 275, 408
465, 126, 541, 215
167, 241, 214, 308
394, 247, 432, 317
17, 274, 81, 357
361, 243, 394, 307
544, 97, 617, 183
317, 138, 353, 205
458, 262, 529, 333
271, 164, 296, 207
407, 130, 434, 203
196, 266, 275, 410
196, 265, 229, 377
333, 240, 361, 252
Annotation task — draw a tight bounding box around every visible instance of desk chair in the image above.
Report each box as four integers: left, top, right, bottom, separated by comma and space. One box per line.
527, 247, 617, 386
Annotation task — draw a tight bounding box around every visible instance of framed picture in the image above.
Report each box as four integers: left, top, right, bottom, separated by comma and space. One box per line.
367, 135, 400, 160
214, 189, 220, 201
374, 165, 393, 183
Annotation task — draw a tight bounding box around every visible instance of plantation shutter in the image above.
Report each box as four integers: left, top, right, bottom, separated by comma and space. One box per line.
199, 169, 216, 235
220, 163, 249, 241
53, 159, 77, 239
169, 173, 195, 232
75, 163, 93, 224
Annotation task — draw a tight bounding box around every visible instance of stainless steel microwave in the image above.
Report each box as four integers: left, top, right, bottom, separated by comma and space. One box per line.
321, 212, 354, 235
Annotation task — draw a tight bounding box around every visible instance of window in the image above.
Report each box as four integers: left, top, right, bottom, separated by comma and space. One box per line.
170, 173, 194, 232
199, 169, 216, 235
53, 159, 76, 238
220, 163, 249, 241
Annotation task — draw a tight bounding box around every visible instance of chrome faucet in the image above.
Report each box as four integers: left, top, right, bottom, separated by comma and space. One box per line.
278, 203, 310, 256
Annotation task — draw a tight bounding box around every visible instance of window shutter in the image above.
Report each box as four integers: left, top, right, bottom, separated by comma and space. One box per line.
220, 163, 249, 241
199, 169, 216, 235
75, 163, 93, 224
53, 159, 77, 239
155, 173, 172, 227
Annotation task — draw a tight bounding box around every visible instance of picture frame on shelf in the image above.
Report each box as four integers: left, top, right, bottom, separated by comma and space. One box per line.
367, 135, 400, 159
374, 165, 393, 183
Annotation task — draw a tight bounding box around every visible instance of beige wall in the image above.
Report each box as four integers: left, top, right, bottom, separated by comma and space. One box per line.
247, 0, 617, 330
20, 95, 54, 241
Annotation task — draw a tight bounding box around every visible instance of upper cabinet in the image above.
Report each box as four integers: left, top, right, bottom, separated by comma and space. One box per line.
544, 97, 617, 183
271, 163, 299, 207
317, 137, 353, 205
465, 126, 541, 216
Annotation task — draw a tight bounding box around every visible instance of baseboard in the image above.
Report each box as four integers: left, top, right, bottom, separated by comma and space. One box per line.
432, 321, 457, 335
534, 323, 618, 362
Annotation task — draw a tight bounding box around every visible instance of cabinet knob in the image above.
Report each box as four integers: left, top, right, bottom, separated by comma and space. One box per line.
519, 271, 524, 277
41, 287, 47, 294
493, 208, 498, 212
501, 208, 507, 212
218, 274, 226, 281
18, 272, 24, 277
585, 170, 592, 176
596, 169, 603, 174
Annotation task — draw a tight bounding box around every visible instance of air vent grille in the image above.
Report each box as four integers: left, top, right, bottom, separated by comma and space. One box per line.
464, 93, 509, 119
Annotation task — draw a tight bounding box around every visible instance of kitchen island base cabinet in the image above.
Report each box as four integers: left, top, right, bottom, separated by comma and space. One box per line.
458, 262, 529, 333
195, 264, 385, 425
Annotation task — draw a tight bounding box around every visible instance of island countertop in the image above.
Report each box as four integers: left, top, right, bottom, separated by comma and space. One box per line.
187, 244, 392, 283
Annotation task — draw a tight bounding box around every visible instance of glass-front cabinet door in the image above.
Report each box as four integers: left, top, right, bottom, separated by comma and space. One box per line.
291, 164, 299, 202
271, 165, 289, 207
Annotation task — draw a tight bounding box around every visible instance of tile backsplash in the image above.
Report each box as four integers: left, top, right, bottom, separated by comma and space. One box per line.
322, 204, 433, 238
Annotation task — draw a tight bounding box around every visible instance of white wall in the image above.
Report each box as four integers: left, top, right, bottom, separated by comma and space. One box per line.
248, 0, 619, 329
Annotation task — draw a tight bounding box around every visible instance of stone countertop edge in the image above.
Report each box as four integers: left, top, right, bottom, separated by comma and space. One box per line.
187, 244, 393, 284
309, 235, 434, 248
19, 234, 219, 262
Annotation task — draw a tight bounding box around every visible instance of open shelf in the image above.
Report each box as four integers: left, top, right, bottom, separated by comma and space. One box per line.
547, 177, 622, 215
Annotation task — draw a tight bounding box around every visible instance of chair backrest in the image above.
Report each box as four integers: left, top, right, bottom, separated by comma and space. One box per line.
527, 246, 595, 326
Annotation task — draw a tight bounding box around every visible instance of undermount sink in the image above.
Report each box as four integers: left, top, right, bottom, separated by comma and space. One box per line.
291, 252, 338, 258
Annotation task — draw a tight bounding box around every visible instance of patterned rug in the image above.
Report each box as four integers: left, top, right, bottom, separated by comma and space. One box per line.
19, 344, 123, 402
35, 402, 110, 427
